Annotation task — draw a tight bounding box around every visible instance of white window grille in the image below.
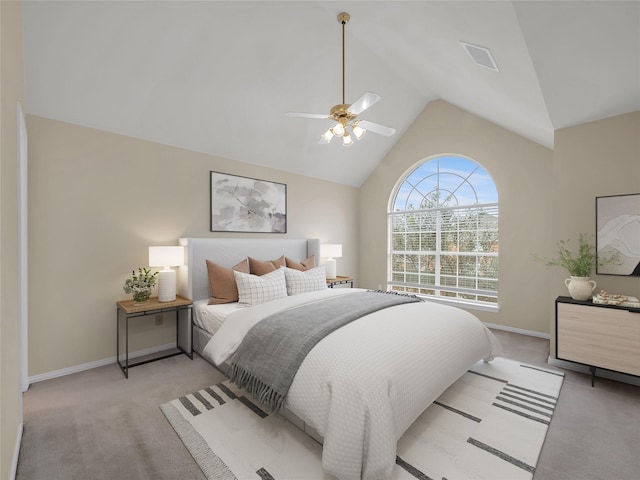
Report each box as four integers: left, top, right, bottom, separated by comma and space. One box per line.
388, 155, 499, 308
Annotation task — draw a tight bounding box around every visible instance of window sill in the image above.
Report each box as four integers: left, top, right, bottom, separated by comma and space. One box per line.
417, 295, 500, 313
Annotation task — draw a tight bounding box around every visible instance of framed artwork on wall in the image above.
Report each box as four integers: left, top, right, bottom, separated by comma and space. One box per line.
210, 171, 287, 233
596, 193, 640, 276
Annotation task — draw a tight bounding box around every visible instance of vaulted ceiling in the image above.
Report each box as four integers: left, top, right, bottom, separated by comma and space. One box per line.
21, 1, 640, 186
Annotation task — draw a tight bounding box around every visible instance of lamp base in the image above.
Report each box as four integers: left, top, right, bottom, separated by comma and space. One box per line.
157, 269, 176, 302
325, 258, 337, 279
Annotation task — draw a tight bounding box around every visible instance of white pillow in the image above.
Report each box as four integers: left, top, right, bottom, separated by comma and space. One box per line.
233, 268, 287, 305
284, 265, 327, 296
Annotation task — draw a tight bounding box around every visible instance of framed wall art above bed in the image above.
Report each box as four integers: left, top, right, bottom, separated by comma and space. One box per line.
596, 192, 640, 276
210, 171, 287, 233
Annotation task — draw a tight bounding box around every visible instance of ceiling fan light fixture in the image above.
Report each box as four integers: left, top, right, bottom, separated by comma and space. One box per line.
353, 122, 366, 140
321, 129, 334, 143
342, 132, 353, 147
332, 122, 345, 137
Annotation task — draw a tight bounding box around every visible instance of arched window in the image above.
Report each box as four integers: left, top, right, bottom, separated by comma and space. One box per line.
388, 155, 499, 309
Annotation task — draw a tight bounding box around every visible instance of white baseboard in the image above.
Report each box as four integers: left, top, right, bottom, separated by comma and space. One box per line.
28, 342, 177, 384
483, 322, 550, 339
10, 423, 23, 480
547, 356, 640, 386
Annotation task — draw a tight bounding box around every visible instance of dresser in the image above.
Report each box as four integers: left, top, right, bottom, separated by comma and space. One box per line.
555, 296, 640, 386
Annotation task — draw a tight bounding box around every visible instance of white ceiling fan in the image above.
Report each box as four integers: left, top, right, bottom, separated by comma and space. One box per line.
286, 12, 396, 147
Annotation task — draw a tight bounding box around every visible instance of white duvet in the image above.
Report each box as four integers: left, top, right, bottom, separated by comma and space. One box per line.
202, 289, 502, 480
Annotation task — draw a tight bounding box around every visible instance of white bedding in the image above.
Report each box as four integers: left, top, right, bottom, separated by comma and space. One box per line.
193, 299, 246, 334
202, 289, 502, 480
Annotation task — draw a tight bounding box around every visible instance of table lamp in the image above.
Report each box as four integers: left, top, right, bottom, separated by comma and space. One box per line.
321, 244, 342, 280
149, 246, 184, 302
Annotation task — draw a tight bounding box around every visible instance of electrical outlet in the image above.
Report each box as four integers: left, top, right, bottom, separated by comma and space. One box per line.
155, 315, 163, 326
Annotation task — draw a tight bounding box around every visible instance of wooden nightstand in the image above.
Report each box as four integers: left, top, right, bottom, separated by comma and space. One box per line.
327, 276, 354, 288
116, 295, 193, 378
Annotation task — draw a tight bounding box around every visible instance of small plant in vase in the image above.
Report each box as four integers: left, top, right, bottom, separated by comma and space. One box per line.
123, 267, 158, 304
534, 233, 619, 300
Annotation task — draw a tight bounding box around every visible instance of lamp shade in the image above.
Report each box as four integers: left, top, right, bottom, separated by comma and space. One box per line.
321, 244, 342, 259
148, 246, 184, 302
321, 244, 342, 280
149, 246, 184, 268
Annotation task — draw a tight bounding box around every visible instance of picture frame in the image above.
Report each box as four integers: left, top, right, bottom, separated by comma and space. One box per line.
595, 193, 640, 276
210, 171, 287, 233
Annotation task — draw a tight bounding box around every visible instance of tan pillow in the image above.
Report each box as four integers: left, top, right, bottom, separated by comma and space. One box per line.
206, 258, 249, 305
285, 255, 316, 271
248, 255, 286, 276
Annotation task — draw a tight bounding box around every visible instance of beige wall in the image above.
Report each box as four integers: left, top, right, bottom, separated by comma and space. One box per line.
549, 111, 640, 355
359, 100, 556, 333
1, 1, 25, 478
26, 115, 358, 377
360, 100, 640, 340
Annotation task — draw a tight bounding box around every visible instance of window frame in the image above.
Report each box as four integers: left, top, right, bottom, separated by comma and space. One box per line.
387, 155, 499, 312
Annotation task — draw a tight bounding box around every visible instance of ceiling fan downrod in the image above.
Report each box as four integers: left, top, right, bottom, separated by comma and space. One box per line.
328, 12, 356, 127
338, 12, 350, 106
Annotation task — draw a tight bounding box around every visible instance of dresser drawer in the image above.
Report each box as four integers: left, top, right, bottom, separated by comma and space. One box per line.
556, 301, 640, 376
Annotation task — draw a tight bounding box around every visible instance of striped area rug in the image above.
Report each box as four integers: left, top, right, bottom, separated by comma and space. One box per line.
160, 357, 564, 480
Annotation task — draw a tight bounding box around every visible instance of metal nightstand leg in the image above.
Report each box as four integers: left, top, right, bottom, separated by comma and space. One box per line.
117, 303, 193, 378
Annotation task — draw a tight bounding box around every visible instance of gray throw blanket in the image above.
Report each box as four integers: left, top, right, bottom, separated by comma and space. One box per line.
228, 291, 422, 412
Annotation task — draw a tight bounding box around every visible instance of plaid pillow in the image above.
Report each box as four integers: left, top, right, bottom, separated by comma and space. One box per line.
233, 268, 287, 305
284, 265, 327, 296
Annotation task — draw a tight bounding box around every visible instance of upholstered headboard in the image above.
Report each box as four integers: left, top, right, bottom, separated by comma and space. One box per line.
177, 237, 321, 301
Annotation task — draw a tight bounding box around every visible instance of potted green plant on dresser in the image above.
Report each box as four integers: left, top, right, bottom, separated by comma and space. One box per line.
535, 233, 619, 300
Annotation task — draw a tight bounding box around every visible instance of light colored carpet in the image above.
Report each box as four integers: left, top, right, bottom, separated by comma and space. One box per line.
161, 357, 564, 480
17, 331, 640, 480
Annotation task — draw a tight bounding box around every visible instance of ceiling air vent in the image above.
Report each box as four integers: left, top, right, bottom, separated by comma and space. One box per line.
460, 41, 499, 72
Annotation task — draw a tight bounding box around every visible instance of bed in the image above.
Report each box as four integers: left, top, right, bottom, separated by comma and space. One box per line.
177, 237, 502, 480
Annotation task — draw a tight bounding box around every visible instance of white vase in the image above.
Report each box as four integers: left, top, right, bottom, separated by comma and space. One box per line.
564, 276, 597, 301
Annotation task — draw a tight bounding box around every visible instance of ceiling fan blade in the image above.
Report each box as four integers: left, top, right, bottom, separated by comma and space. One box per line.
285, 112, 329, 119
347, 92, 381, 115
357, 120, 396, 137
